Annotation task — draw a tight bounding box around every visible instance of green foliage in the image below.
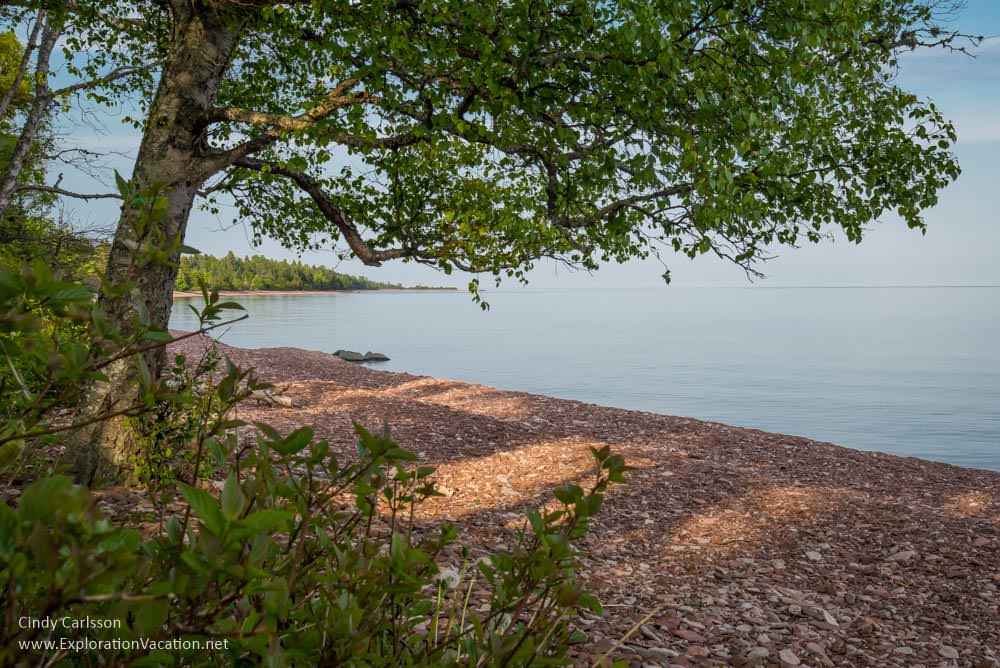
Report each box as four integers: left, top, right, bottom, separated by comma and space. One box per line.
124, 347, 221, 492
0, 259, 105, 470
0, 176, 246, 479
0, 31, 32, 120
202, 0, 966, 282
9, 0, 970, 296
0, 420, 625, 666
0, 28, 102, 278
176, 252, 403, 292
0, 231, 625, 664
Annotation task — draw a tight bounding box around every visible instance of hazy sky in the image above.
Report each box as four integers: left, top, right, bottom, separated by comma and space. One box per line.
45, 1, 1000, 289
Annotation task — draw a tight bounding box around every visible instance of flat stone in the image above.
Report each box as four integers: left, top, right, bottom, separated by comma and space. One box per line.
805, 551, 822, 561
779, 648, 801, 667
686, 644, 710, 658
676, 628, 705, 643
887, 550, 917, 562
939, 645, 960, 659
635, 647, 679, 663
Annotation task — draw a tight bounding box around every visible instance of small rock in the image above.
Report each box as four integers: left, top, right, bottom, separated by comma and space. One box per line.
746, 647, 770, 660
887, 550, 917, 562
779, 648, 801, 667
676, 628, 705, 643
894, 646, 915, 655
787, 604, 802, 616
805, 551, 822, 562
805, 607, 838, 626
686, 644, 710, 658
939, 645, 960, 659
636, 647, 679, 663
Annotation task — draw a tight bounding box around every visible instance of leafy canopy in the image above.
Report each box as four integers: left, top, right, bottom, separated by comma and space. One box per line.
11, 0, 968, 288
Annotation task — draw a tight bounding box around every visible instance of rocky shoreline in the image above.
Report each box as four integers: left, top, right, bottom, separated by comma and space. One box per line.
99, 337, 1000, 665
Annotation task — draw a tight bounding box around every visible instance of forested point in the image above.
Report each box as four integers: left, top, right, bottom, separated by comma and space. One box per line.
175, 251, 434, 292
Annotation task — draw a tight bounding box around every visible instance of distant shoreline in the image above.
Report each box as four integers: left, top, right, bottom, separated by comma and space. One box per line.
173, 287, 458, 299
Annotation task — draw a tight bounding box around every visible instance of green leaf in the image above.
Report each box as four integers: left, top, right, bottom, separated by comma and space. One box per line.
241, 509, 294, 532
221, 473, 246, 520
176, 482, 226, 535
271, 427, 313, 456
0, 441, 24, 471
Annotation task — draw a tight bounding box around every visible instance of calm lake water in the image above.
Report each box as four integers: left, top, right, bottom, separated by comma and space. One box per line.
170, 287, 1000, 471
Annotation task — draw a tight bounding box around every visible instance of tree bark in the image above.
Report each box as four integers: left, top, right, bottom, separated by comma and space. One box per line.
65, 4, 242, 485
0, 17, 59, 219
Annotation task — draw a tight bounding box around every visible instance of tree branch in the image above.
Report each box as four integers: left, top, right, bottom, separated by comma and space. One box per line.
232, 157, 412, 266
210, 78, 373, 131
53, 65, 143, 97
199, 78, 387, 174
13, 183, 121, 201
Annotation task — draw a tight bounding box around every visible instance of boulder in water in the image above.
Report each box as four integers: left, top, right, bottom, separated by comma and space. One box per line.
334, 349, 390, 362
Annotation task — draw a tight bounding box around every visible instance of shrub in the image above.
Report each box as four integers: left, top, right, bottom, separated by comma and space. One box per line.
0, 256, 630, 666
1, 421, 627, 666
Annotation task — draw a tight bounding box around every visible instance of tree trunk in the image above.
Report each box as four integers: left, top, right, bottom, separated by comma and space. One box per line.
0, 9, 45, 122
64, 6, 241, 486
0, 18, 59, 219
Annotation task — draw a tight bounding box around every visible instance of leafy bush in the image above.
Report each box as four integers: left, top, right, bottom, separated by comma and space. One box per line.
124, 345, 222, 492
0, 253, 629, 666
2, 418, 627, 666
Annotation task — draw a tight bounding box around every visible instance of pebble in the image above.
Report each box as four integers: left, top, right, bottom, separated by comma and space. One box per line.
778, 648, 801, 666
686, 644, 709, 658
805, 551, 822, 561
939, 645, 960, 659
676, 628, 705, 643
887, 550, 917, 562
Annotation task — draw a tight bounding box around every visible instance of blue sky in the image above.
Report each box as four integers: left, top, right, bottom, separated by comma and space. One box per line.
37, 1, 1000, 288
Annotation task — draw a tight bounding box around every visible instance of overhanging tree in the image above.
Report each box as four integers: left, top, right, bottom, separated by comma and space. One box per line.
8, 0, 974, 484
0, 6, 155, 218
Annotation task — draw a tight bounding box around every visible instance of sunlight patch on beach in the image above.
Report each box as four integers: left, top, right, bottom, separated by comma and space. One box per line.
942, 491, 996, 518
417, 437, 613, 520
370, 378, 532, 420
665, 486, 854, 557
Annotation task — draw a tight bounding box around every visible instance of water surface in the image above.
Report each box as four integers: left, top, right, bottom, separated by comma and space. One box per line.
170, 287, 1000, 471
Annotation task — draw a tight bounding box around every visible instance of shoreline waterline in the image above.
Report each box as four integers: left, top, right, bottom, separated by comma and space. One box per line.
169, 286, 1000, 471
173, 287, 458, 298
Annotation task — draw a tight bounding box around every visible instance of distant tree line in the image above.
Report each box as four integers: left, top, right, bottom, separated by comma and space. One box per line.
175, 252, 403, 291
